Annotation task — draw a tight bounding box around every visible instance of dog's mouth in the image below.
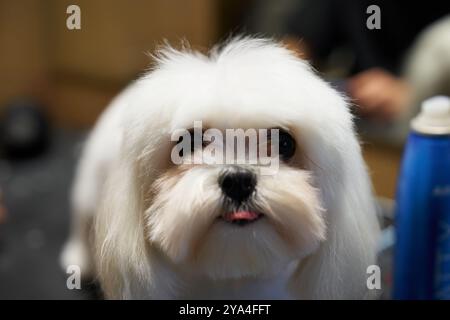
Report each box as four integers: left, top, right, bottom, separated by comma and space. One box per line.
220, 210, 263, 226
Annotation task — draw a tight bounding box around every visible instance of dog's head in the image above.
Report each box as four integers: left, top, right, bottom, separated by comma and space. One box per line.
99, 38, 378, 294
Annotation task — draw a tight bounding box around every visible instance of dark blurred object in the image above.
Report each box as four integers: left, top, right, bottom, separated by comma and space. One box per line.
0, 188, 6, 224
268, 0, 449, 142
0, 99, 50, 159
376, 197, 395, 299
284, 0, 449, 75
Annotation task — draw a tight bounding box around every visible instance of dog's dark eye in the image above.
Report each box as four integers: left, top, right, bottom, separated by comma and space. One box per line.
278, 130, 296, 160
177, 129, 206, 157
177, 130, 194, 157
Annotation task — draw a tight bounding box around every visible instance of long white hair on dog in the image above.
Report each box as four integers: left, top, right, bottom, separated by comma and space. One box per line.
68, 37, 379, 299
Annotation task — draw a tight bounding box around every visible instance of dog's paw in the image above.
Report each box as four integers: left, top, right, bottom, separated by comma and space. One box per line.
60, 239, 93, 280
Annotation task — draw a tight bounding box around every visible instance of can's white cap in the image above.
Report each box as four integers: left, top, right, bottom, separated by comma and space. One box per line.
411, 96, 450, 135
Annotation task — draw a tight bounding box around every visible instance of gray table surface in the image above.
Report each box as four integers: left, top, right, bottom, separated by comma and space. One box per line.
0, 130, 99, 299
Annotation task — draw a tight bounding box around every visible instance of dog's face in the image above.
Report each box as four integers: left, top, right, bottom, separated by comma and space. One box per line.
146, 124, 326, 279
127, 39, 356, 280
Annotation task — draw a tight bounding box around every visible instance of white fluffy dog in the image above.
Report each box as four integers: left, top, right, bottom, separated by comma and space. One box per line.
61, 38, 379, 299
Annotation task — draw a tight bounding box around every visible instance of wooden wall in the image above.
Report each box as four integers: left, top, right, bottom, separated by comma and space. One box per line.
0, 0, 220, 127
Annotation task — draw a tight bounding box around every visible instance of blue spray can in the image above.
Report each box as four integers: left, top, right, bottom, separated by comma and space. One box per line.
393, 96, 450, 299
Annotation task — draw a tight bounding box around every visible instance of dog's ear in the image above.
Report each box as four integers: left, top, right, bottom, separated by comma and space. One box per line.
94, 137, 180, 299
289, 134, 380, 299
94, 153, 149, 298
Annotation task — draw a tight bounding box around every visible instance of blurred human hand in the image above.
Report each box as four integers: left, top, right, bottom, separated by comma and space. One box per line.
348, 68, 412, 121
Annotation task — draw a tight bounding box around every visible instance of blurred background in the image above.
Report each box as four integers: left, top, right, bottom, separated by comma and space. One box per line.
0, 0, 449, 299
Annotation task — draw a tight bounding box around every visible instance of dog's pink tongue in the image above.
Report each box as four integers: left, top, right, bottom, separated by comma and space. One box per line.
224, 211, 259, 222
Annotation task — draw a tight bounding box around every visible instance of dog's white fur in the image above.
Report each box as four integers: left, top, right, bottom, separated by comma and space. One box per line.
61, 38, 379, 299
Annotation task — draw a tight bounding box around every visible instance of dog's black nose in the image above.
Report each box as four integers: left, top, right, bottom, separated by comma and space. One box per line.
219, 166, 256, 203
